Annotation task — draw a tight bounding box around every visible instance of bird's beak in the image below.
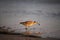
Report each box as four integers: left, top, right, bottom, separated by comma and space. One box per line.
38, 23, 40, 25
37, 22, 40, 25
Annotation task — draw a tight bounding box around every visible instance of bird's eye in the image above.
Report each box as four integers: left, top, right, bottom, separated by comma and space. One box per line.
34, 21, 36, 23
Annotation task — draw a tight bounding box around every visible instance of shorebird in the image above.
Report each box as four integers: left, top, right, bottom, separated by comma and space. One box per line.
19, 20, 40, 30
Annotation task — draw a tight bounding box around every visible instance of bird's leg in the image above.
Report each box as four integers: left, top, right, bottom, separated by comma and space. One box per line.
25, 27, 28, 34
25, 27, 28, 31
25, 26, 28, 32
25, 26, 30, 33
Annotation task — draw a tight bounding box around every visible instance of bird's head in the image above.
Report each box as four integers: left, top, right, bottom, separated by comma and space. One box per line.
34, 21, 40, 25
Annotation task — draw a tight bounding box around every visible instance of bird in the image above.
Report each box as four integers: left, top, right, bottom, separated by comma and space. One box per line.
19, 20, 40, 30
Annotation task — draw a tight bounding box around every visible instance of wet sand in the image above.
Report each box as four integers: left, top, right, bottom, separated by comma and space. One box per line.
0, 34, 60, 40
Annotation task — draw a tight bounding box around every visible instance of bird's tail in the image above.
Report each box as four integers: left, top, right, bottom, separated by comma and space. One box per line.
20, 22, 24, 24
